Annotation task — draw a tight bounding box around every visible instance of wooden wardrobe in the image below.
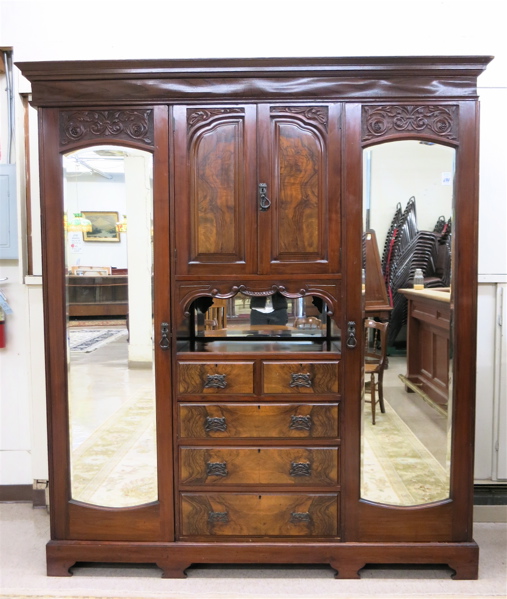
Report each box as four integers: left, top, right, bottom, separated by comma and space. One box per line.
18, 56, 491, 579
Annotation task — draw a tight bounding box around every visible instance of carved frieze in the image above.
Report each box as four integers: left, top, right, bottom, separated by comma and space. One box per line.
362, 105, 458, 142
60, 109, 154, 147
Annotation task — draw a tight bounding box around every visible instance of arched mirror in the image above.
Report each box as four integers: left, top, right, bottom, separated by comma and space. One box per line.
361, 140, 455, 506
63, 145, 157, 508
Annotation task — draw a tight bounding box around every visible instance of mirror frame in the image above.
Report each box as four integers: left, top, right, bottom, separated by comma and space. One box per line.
342, 101, 478, 542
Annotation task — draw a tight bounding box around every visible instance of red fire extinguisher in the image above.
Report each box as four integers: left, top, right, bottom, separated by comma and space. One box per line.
0, 310, 5, 349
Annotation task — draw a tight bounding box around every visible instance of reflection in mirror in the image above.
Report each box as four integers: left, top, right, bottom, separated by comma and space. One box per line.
177, 292, 341, 353
63, 145, 157, 508
361, 140, 454, 506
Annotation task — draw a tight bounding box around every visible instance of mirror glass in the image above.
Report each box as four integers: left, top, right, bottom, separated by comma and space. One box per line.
177, 292, 341, 353
63, 145, 157, 508
361, 140, 454, 506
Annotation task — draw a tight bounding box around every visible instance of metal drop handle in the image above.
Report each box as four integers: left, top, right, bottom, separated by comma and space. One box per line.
159, 322, 170, 350
346, 321, 357, 349
259, 183, 271, 211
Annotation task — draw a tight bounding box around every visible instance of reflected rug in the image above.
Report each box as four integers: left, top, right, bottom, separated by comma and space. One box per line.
362, 399, 449, 505
71, 393, 157, 507
69, 329, 128, 353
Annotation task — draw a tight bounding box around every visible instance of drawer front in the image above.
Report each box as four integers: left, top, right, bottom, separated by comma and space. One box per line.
178, 362, 254, 395
178, 403, 339, 439
263, 361, 339, 394
180, 447, 338, 486
180, 493, 338, 537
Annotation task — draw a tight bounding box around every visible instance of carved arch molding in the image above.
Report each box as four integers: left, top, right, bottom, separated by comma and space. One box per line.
176, 282, 340, 318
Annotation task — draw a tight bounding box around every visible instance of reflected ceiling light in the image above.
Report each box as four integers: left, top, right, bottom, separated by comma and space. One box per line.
67, 213, 92, 233
116, 214, 127, 233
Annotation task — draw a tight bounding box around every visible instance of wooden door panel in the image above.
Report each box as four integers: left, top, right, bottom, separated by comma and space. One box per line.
174, 105, 257, 275
258, 104, 341, 275
179, 447, 339, 485
180, 493, 339, 537
178, 403, 339, 439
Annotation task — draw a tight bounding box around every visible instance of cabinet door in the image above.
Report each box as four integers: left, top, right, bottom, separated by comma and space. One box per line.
258, 104, 341, 275
174, 105, 257, 275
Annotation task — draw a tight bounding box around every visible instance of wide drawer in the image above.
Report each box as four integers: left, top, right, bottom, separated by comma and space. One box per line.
178, 403, 339, 439
262, 361, 339, 394
180, 447, 338, 486
180, 493, 338, 537
177, 362, 254, 395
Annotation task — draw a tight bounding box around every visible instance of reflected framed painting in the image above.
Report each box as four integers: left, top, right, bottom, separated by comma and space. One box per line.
82, 211, 120, 242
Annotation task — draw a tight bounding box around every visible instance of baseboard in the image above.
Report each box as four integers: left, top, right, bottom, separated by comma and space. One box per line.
473, 505, 507, 522
0, 484, 33, 502
0, 482, 48, 507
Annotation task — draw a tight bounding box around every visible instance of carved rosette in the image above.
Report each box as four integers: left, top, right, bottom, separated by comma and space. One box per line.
60, 110, 154, 146
362, 105, 458, 142
271, 106, 329, 130
187, 108, 244, 132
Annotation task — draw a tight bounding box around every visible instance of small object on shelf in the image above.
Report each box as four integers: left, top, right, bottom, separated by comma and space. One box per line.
413, 268, 425, 289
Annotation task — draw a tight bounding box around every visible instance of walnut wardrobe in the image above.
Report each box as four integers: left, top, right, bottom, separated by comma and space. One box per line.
18, 56, 492, 579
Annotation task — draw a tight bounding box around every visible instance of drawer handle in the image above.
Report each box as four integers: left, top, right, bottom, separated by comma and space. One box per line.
290, 462, 312, 477
204, 416, 227, 432
208, 511, 229, 523
289, 415, 313, 431
290, 511, 311, 524
290, 373, 312, 388
206, 461, 228, 477
204, 373, 228, 389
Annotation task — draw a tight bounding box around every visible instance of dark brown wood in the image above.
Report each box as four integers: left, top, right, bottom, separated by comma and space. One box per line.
179, 447, 338, 486
178, 403, 339, 439
18, 56, 490, 579
66, 275, 128, 317
399, 288, 451, 408
364, 229, 392, 319
180, 493, 339, 537
45, 539, 479, 579
257, 103, 341, 275
262, 361, 339, 394
177, 362, 255, 395
173, 105, 257, 275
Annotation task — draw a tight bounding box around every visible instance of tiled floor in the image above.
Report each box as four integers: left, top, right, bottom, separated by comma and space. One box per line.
0, 503, 506, 598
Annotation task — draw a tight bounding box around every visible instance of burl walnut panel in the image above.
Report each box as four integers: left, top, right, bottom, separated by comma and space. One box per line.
177, 362, 255, 395
179, 447, 339, 486
262, 361, 339, 394
180, 493, 339, 537
178, 403, 339, 439
272, 118, 325, 260
190, 114, 246, 263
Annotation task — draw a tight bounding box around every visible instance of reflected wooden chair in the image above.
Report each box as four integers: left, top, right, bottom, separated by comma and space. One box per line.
364, 318, 389, 425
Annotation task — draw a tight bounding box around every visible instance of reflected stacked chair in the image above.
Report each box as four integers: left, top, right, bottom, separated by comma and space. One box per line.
381, 198, 452, 348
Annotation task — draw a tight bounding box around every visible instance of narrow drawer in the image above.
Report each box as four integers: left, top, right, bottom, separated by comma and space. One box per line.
178, 403, 339, 439
180, 493, 338, 537
178, 362, 254, 395
263, 361, 339, 394
180, 447, 338, 486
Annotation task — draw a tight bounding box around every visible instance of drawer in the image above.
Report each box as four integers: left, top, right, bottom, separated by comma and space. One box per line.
178, 403, 339, 439
262, 361, 339, 394
177, 362, 254, 395
180, 493, 338, 537
180, 447, 338, 486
